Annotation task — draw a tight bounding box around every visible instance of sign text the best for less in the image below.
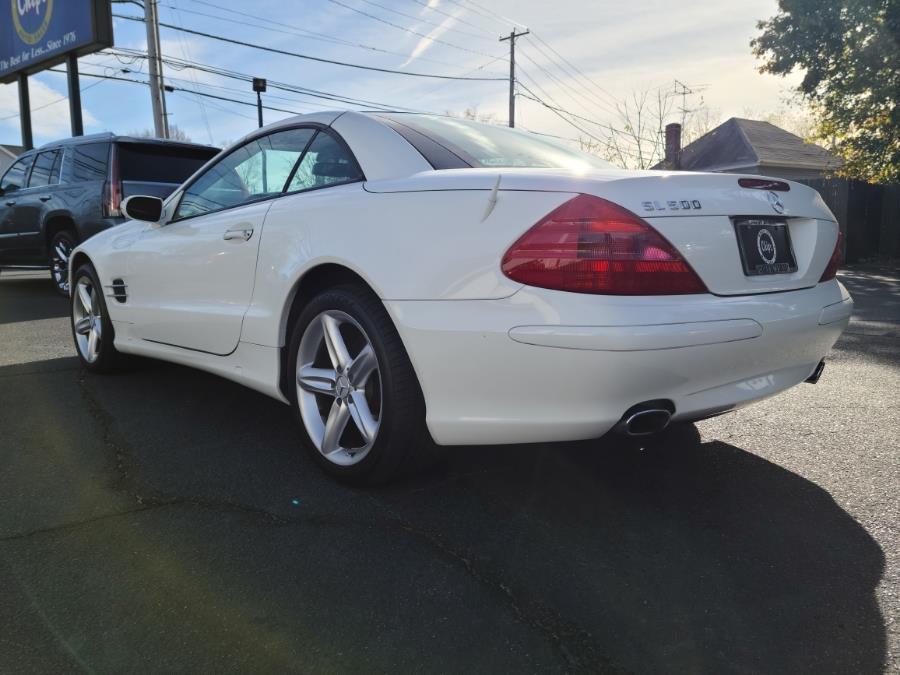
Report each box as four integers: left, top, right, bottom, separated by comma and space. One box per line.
0, 0, 113, 83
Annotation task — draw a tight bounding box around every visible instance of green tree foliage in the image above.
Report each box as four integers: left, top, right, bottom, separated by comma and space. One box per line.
752, 0, 899, 183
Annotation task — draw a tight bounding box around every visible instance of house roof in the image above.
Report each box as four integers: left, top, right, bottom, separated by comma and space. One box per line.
0, 144, 24, 159
674, 117, 842, 173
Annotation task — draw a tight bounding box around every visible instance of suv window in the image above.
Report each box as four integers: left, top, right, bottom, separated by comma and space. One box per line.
49, 150, 62, 184
28, 149, 61, 188
117, 143, 218, 184
175, 127, 315, 220
287, 131, 363, 192
1, 155, 33, 193
61, 142, 110, 183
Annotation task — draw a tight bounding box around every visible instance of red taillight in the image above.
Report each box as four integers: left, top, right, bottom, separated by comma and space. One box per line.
819, 229, 843, 282
102, 145, 122, 218
501, 194, 708, 295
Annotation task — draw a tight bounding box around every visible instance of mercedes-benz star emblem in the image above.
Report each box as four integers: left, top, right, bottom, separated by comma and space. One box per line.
767, 191, 785, 214
757, 228, 777, 264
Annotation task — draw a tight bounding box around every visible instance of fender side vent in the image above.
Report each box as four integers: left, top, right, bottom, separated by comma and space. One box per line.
107, 279, 128, 304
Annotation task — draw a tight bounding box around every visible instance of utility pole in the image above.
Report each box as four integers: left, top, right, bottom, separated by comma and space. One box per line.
499, 28, 529, 128
145, 0, 169, 138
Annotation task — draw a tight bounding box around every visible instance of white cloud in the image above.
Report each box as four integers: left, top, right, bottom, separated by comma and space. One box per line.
401, 10, 464, 68
0, 79, 98, 142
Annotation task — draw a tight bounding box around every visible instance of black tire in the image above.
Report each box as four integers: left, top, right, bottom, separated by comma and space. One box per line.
287, 284, 441, 485
49, 230, 77, 297
70, 262, 123, 373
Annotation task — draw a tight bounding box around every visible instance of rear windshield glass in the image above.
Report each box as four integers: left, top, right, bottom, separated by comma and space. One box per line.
117, 143, 219, 184
379, 114, 614, 170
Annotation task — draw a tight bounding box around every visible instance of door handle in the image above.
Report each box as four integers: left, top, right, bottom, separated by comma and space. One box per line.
4, 201, 14, 207
223, 228, 253, 241
39, 195, 51, 202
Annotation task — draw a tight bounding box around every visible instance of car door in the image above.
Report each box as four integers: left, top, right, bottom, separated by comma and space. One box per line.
0, 154, 34, 263
11, 148, 62, 262
125, 126, 316, 355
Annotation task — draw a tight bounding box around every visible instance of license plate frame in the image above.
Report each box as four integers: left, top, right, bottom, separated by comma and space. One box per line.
732, 217, 798, 276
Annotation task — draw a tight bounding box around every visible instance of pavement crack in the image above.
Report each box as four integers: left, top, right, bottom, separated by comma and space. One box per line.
368, 497, 619, 673
0, 504, 165, 542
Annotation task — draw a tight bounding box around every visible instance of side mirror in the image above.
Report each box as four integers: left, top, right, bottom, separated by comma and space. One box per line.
122, 195, 164, 223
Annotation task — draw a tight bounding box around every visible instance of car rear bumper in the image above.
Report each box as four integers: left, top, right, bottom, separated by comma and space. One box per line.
385, 280, 852, 446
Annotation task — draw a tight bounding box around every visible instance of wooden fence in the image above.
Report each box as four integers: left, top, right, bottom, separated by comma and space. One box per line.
796, 179, 900, 263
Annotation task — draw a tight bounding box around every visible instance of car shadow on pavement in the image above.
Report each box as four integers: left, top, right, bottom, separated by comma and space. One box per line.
0, 273, 66, 325
1, 357, 888, 673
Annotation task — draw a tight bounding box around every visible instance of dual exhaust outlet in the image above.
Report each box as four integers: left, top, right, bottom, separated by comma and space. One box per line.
615, 360, 827, 437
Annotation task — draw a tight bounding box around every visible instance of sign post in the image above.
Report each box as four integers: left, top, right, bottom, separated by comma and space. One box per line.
17, 72, 32, 149
67, 53, 83, 137
253, 78, 267, 129
1, 0, 113, 146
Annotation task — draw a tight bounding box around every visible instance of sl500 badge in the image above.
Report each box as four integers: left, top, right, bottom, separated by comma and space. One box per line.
641, 199, 701, 212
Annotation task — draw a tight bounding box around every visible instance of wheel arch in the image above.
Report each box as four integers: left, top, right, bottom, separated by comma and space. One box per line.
276, 262, 397, 401
68, 250, 94, 292
44, 213, 78, 248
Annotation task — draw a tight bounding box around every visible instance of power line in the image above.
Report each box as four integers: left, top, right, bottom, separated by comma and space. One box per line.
48, 68, 309, 117
103, 48, 443, 113
0, 77, 107, 121
405, 0, 497, 35
439, 0, 510, 28
168, 0, 484, 71
517, 47, 618, 119
515, 81, 610, 149
322, 0, 501, 59
528, 31, 620, 106
167, 0, 214, 143
517, 66, 659, 145
112, 14, 507, 81
519, 42, 620, 115
354, 0, 493, 41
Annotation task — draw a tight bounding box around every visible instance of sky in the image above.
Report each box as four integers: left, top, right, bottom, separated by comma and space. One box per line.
0, 0, 803, 155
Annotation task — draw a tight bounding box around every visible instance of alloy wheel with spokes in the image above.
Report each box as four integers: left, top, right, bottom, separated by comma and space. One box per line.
72, 276, 104, 364
50, 231, 76, 295
296, 310, 383, 466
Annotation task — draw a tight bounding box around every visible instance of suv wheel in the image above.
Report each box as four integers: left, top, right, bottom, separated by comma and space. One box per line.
49, 230, 77, 296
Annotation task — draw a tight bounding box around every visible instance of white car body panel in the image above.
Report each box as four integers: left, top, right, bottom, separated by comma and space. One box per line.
69, 110, 852, 448
385, 280, 851, 445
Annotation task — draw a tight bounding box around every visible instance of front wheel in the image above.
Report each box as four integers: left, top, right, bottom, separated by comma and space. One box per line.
71, 263, 123, 373
288, 285, 439, 485
49, 230, 77, 296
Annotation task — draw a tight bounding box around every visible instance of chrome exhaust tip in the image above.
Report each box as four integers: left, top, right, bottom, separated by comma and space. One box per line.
614, 402, 674, 436
805, 359, 826, 384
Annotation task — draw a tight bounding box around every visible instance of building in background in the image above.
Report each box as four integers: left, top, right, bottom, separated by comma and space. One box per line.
0, 144, 25, 175
670, 117, 842, 180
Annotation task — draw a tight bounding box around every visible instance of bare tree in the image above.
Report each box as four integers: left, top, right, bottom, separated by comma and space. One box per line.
576, 84, 716, 169
445, 106, 500, 124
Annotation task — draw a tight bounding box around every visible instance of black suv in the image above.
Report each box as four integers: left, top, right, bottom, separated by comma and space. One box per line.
0, 133, 219, 294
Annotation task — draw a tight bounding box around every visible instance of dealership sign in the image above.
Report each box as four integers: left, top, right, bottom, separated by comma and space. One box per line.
0, 0, 113, 83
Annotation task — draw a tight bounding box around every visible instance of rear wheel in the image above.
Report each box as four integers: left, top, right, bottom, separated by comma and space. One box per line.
288, 285, 439, 485
49, 230, 77, 296
71, 263, 123, 373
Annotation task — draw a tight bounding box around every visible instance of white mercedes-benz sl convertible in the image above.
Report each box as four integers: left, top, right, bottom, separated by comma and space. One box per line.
68, 111, 852, 483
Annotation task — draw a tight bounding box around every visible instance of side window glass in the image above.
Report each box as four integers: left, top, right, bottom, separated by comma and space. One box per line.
287, 131, 363, 193
61, 142, 110, 183
0, 156, 33, 193
49, 150, 63, 184
175, 127, 315, 220
28, 150, 59, 188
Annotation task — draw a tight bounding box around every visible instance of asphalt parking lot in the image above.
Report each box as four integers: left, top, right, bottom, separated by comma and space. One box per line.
1, 267, 897, 674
